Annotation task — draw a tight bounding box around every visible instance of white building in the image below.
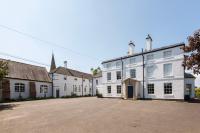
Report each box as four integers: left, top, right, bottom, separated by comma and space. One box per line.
99, 35, 195, 100
49, 55, 94, 98
0, 58, 52, 100
93, 72, 102, 95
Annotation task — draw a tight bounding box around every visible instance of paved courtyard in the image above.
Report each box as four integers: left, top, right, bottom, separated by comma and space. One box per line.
0, 97, 200, 133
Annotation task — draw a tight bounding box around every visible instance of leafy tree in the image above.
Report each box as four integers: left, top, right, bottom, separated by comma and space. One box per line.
195, 88, 200, 98
182, 29, 200, 74
0, 61, 8, 91
91, 67, 101, 76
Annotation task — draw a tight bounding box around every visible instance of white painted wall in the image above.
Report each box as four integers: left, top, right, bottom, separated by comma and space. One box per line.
52, 73, 93, 97
101, 46, 186, 99
10, 79, 52, 99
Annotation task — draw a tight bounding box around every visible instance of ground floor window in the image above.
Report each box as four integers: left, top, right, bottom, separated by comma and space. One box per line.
107, 86, 111, 93
15, 83, 25, 92
117, 85, 121, 94
147, 84, 154, 94
164, 83, 172, 94
40, 85, 48, 93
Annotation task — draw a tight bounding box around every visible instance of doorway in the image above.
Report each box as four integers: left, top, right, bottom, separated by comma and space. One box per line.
185, 84, 192, 100
128, 86, 133, 98
56, 89, 60, 98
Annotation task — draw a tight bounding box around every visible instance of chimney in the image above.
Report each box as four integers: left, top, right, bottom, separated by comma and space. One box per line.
128, 41, 135, 56
64, 61, 67, 68
145, 34, 153, 51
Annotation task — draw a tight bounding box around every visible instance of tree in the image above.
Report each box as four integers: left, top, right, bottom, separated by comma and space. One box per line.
0, 60, 8, 101
182, 29, 200, 74
91, 67, 101, 76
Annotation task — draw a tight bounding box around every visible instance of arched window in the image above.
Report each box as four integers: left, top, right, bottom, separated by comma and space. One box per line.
15, 83, 25, 92
40, 85, 48, 93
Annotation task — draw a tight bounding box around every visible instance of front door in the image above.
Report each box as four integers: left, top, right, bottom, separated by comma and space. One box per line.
128, 86, 133, 98
185, 84, 192, 100
56, 89, 60, 98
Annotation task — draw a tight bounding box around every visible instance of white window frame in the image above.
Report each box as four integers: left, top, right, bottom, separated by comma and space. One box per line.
117, 85, 121, 94
130, 58, 136, 64
107, 86, 111, 94
163, 63, 173, 77
164, 83, 173, 95
40, 85, 48, 93
130, 69, 136, 78
15, 83, 25, 92
147, 66, 154, 78
116, 61, 121, 68
163, 50, 172, 58
116, 71, 121, 80
107, 72, 111, 81
147, 84, 154, 94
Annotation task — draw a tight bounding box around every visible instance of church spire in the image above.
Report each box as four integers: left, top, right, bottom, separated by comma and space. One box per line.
50, 53, 56, 72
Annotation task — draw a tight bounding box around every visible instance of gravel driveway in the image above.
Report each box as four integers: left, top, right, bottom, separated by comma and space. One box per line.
0, 97, 200, 133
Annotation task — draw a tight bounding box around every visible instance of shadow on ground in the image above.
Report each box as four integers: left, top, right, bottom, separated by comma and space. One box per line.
0, 104, 18, 111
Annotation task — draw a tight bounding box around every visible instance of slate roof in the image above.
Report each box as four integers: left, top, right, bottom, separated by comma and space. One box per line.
102, 43, 185, 64
50, 67, 93, 80
0, 58, 52, 82
185, 73, 196, 78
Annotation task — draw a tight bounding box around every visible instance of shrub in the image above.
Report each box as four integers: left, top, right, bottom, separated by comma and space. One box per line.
96, 93, 103, 98
195, 88, 200, 98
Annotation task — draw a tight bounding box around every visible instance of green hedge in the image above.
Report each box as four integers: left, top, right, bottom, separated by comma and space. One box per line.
195, 88, 200, 98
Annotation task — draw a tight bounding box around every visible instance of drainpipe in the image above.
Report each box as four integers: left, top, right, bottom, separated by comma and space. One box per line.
121, 57, 124, 99
142, 49, 145, 99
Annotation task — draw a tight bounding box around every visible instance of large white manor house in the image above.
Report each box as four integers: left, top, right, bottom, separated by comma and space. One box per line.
99, 35, 195, 100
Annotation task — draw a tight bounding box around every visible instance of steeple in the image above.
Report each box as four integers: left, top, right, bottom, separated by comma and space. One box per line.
50, 53, 56, 72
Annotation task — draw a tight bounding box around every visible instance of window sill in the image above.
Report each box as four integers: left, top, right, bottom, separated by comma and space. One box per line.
163, 75, 174, 78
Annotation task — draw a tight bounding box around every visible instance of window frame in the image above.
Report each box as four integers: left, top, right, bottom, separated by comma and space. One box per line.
15, 83, 25, 92
117, 85, 121, 94
147, 66, 154, 78
164, 83, 172, 94
107, 86, 111, 94
147, 54, 154, 61
163, 63, 173, 77
40, 85, 48, 93
130, 69, 136, 78
147, 84, 154, 94
116, 71, 121, 80
163, 50, 172, 58
107, 72, 111, 81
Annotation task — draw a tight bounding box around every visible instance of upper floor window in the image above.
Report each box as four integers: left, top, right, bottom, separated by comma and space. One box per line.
147, 54, 154, 60
107, 86, 111, 93
130, 58, 136, 64
147, 66, 154, 77
84, 86, 87, 92
107, 72, 111, 81
164, 63, 172, 77
130, 69, 136, 78
15, 83, 25, 92
40, 85, 48, 93
147, 84, 154, 94
116, 71, 121, 80
74, 78, 77, 81
106, 63, 111, 68
64, 76, 67, 80
164, 83, 172, 94
117, 85, 121, 94
96, 80, 98, 85
163, 50, 172, 58
116, 61, 121, 68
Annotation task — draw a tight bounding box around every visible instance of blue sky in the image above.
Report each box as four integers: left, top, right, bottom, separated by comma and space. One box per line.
0, 0, 200, 86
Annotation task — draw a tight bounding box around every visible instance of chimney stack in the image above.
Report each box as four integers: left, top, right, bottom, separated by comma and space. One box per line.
145, 34, 153, 51
128, 41, 135, 56
64, 61, 67, 69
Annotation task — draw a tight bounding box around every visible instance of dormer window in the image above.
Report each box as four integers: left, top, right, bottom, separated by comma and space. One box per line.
116, 61, 121, 68
106, 63, 111, 68
164, 50, 172, 58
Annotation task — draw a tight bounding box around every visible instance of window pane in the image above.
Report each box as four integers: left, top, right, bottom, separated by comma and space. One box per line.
164, 83, 172, 94
164, 51, 172, 58
116, 71, 121, 80
107, 86, 111, 93
117, 85, 121, 94
164, 64, 172, 77
148, 84, 154, 94
130, 69, 136, 78
107, 72, 111, 81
